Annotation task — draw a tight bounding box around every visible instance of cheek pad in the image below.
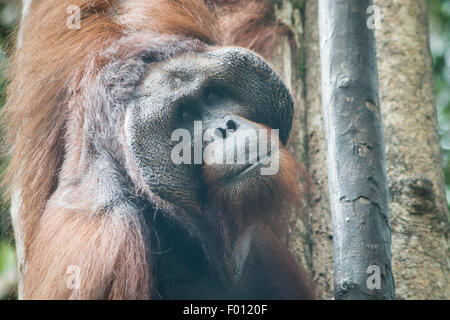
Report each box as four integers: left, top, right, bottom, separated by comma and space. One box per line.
124, 101, 201, 212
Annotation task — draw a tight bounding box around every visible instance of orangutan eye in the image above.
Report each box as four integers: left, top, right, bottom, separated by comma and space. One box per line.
180, 107, 191, 121
204, 86, 219, 102
204, 85, 227, 102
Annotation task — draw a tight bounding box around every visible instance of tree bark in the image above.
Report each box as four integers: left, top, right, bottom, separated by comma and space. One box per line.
374, 0, 449, 300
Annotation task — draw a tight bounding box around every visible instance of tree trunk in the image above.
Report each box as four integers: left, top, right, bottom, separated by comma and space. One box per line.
374, 0, 449, 300
318, 0, 394, 300
273, 0, 449, 299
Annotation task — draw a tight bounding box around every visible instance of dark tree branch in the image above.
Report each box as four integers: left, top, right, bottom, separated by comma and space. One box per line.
318, 0, 395, 299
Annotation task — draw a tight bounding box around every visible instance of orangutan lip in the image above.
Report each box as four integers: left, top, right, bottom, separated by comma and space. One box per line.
238, 161, 260, 176
237, 153, 271, 177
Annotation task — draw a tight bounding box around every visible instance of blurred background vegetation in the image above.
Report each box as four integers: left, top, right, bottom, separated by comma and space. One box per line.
430, 0, 450, 212
0, 0, 448, 299
0, 0, 18, 300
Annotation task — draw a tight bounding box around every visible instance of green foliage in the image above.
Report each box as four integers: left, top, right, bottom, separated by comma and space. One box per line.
429, 0, 450, 210
0, 241, 14, 276
0, 2, 15, 299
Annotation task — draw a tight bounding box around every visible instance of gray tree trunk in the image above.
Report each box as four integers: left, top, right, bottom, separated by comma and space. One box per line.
318, 0, 394, 300
273, 0, 449, 299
